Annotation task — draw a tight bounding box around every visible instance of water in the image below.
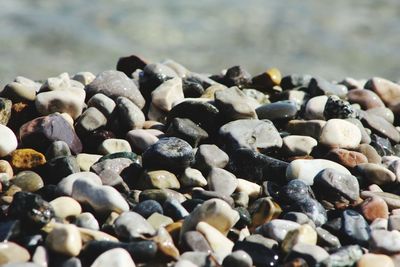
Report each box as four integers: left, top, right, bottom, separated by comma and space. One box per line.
1, 0, 400, 88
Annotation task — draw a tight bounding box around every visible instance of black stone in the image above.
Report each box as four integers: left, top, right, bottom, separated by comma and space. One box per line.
221, 66, 252, 88
163, 198, 189, 221
166, 118, 209, 147
323, 95, 358, 120
233, 241, 279, 267
256, 101, 298, 121
97, 151, 140, 164
234, 207, 252, 228
116, 54, 148, 78
80, 130, 116, 154
340, 209, 370, 247
182, 76, 205, 98
308, 77, 347, 97
181, 199, 205, 213
132, 200, 163, 219
139, 63, 177, 98
45, 140, 71, 160
40, 155, 80, 184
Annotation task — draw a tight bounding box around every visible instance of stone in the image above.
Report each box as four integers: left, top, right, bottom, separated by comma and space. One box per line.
192, 189, 234, 207
2, 78, 38, 102
0, 242, 30, 265
76, 154, 102, 171
166, 118, 208, 147
319, 119, 361, 149
10, 149, 46, 171
219, 119, 282, 152
142, 137, 194, 172
281, 224, 317, 253
98, 139, 131, 155
282, 135, 318, 156
72, 71, 96, 85
116, 54, 147, 77
323, 95, 358, 120
244, 234, 278, 250
133, 200, 163, 219
179, 167, 208, 187
126, 129, 161, 153
357, 144, 381, 164
115, 96, 145, 131
369, 229, 400, 254
163, 198, 189, 221
232, 241, 280, 267
43, 155, 80, 184
75, 107, 107, 135
223, 250, 253, 267
220, 66, 252, 88
341, 209, 370, 246
50, 196, 82, 219
286, 243, 329, 266
114, 211, 156, 240
316, 227, 341, 248
365, 77, 400, 107
321, 245, 363, 267
356, 163, 396, 185
304, 95, 328, 120
367, 107, 394, 124
174, 260, 198, 267
282, 212, 312, 225
286, 159, 351, 185
46, 224, 82, 257
32, 245, 48, 267
72, 178, 129, 214
236, 179, 261, 199
11, 171, 44, 192
357, 253, 394, 267
287, 119, 326, 139
181, 230, 212, 253
90, 248, 136, 267
388, 215, 400, 231
207, 167, 238, 196
151, 77, 184, 112
345, 118, 372, 144
19, 113, 82, 154
362, 112, 400, 143
360, 196, 389, 222
325, 148, 368, 169
0, 160, 13, 179
215, 87, 257, 121
252, 67, 282, 92
361, 191, 400, 210
196, 221, 234, 263
194, 144, 229, 173
74, 212, 99, 230
294, 197, 327, 226
180, 198, 239, 238
256, 100, 298, 121
0, 124, 17, 157
308, 77, 348, 97
140, 170, 180, 190
45, 140, 72, 160
57, 171, 102, 196
86, 70, 145, 109
87, 93, 116, 118
147, 213, 173, 229
140, 189, 186, 204
179, 251, 218, 267
348, 89, 385, 111
248, 197, 282, 229
0, 97, 12, 125
262, 219, 301, 243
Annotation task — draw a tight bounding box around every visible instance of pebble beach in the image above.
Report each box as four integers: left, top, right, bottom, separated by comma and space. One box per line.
1, 55, 400, 267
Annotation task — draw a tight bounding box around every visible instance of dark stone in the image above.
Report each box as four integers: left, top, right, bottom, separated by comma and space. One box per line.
191, 189, 234, 207
34, 184, 61, 202
79, 240, 157, 266
116, 54, 148, 78
139, 63, 177, 96
294, 198, 327, 227
234, 207, 252, 228
340, 209, 370, 247
280, 180, 314, 204
142, 137, 194, 173
282, 212, 311, 225
181, 231, 212, 253
19, 113, 82, 154
281, 74, 313, 90
308, 77, 347, 98
8, 192, 54, 229
369, 134, 394, 156
181, 198, 205, 213
256, 101, 298, 121
182, 76, 205, 98
221, 66, 252, 88
163, 198, 189, 221
166, 118, 208, 147
323, 95, 358, 120
0, 220, 21, 242
223, 250, 253, 267
41, 156, 80, 184
45, 141, 71, 160
233, 241, 279, 267
80, 130, 116, 154
132, 200, 163, 219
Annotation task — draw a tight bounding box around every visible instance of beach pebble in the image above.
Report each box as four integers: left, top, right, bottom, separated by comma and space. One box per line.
365, 77, 400, 107
126, 129, 161, 153
281, 224, 317, 253
181, 230, 212, 253
282, 135, 318, 156
262, 219, 301, 242
76, 153, 102, 171
57, 171, 102, 196
357, 253, 394, 267
286, 119, 326, 139
325, 148, 368, 169
46, 224, 82, 257
356, 163, 396, 185
0, 124, 18, 157
360, 196, 389, 222
98, 138, 131, 155
193, 144, 229, 172
114, 211, 156, 240
151, 77, 184, 112
166, 117, 208, 147
11, 171, 44, 192
179, 167, 208, 187
90, 248, 136, 267
304, 95, 328, 119
256, 100, 297, 121
141, 170, 180, 190
319, 119, 362, 149
133, 200, 163, 219
115, 96, 145, 130
286, 243, 329, 266
0, 242, 31, 265
235, 178, 261, 198
207, 167, 238, 196
308, 77, 348, 97
50, 196, 82, 219
215, 86, 257, 121
223, 250, 253, 267
369, 229, 400, 254
74, 212, 100, 230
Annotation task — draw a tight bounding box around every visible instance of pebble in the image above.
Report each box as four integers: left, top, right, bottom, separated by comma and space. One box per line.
365, 77, 400, 107
256, 100, 298, 121
282, 135, 318, 156
341, 209, 371, 246
193, 144, 229, 172
50, 196, 82, 219
347, 88, 385, 110
90, 248, 136, 267
151, 77, 184, 112
11, 171, 44, 192
0, 242, 31, 265
324, 148, 368, 169
319, 119, 362, 149
179, 167, 208, 187
207, 167, 238, 196
262, 219, 301, 243
181, 230, 212, 253
74, 212, 100, 230
369, 229, 400, 254
357, 253, 394, 267
98, 138, 131, 155
132, 199, 163, 219
356, 163, 396, 185
0, 124, 18, 157
232, 241, 279, 267
215, 86, 257, 121
360, 196, 389, 222
166, 117, 208, 147
126, 129, 161, 153
114, 211, 156, 240
222, 250, 253, 267
115, 96, 145, 131
286, 243, 329, 266
45, 224, 82, 256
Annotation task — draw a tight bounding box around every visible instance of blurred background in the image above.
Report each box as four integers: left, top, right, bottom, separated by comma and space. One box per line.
1, 0, 400, 88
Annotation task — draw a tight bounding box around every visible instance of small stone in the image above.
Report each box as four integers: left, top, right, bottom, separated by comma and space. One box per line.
142, 137, 194, 172
304, 95, 328, 120
281, 224, 317, 253
286, 159, 351, 185
151, 77, 184, 112
45, 140, 72, 160
308, 77, 348, 97
115, 96, 145, 131
0, 97, 12, 125
193, 144, 229, 173
287, 119, 326, 139
256, 100, 298, 121
114, 211, 156, 240
219, 119, 282, 152
356, 163, 396, 185
321, 245, 363, 267
369, 229, 400, 254
90, 248, 136, 267
98, 139, 131, 155
223, 250, 253, 267
357, 253, 394, 267
347, 89, 384, 110
147, 213, 173, 229
74, 212, 100, 230
0, 160, 13, 179
32, 245, 48, 267
252, 67, 281, 92
116, 54, 147, 77
341, 209, 370, 246
140, 188, 186, 204
360, 196, 389, 222
50, 196, 82, 219
207, 167, 238, 196
325, 148, 368, 169
365, 77, 400, 107
141, 170, 180, 190
76, 153, 102, 171
316, 227, 341, 249
215, 87, 257, 121
163, 198, 189, 221
2, 78, 38, 102
262, 219, 301, 242
132, 200, 163, 219
286, 243, 329, 266
10, 149, 46, 171
319, 119, 362, 149
366, 107, 394, 124
323, 95, 358, 120
282, 135, 318, 156
0, 124, 18, 157
43, 155, 80, 184
46, 224, 82, 257
181, 230, 212, 253
0, 241, 30, 265
179, 167, 208, 187
11, 171, 44, 192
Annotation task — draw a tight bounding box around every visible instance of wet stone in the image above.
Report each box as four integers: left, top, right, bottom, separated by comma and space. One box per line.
132, 199, 163, 219
232, 241, 279, 267
256, 100, 298, 121
340, 209, 370, 247
166, 117, 208, 147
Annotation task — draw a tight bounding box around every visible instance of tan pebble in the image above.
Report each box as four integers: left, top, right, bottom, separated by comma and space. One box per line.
46, 224, 82, 256
50, 196, 82, 219
357, 253, 394, 267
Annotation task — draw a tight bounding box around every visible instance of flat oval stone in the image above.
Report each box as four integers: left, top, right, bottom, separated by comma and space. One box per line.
57, 171, 102, 196
357, 144, 381, 164
366, 107, 394, 124
98, 139, 131, 155
0, 242, 30, 265
179, 167, 208, 187
341, 209, 370, 246
181, 230, 212, 253
356, 163, 396, 185
219, 119, 282, 152
76, 153, 102, 171
308, 77, 348, 97
74, 212, 100, 230
45, 224, 82, 257
215, 86, 257, 121
12, 171, 44, 192
256, 100, 298, 121
361, 112, 400, 143
50, 196, 82, 219
319, 119, 362, 149
281, 224, 317, 253
325, 148, 368, 169
286, 243, 329, 266
114, 211, 156, 240
236, 179, 261, 199
90, 248, 136, 267
0, 124, 18, 157
142, 137, 194, 172
87, 93, 116, 118
282, 135, 318, 156
207, 167, 238, 196
304, 95, 328, 120
140, 170, 180, 190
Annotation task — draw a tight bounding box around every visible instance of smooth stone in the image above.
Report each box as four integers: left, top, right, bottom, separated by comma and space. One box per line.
179, 167, 208, 187
35, 88, 85, 120
366, 107, 394, 124
282, 212, 312, 225
287, 119, 326, 139
370, 134, 394, 157
74, 212, 99, 230
365, 77, 400, 107
43, 155, 80, 184
256, 100, 298, 121
0, 124, 18, 157
57, 172, 102, 196
370, 218, 388, 231
0, 160, 13, 179
244, 234, 278, 250
75, 107, 107, 135
166, 118, 208, 147
286, 243, 329, 266
194, 144, 229, 173
98, 139, 131, 155
341, 209, 370, 246
180, 198, 239, 238
181, 230, 212, 253
207, 167, 238, 196
219, 119, 282, 152
223, 250, 253, 267
19, 113, 82, 154
45, 140, 71, 160
86, 70, 145, 109
357, 253, 394, 267
12, 171, 44, 192
0, 220, 21, 242
361, 112, 400, 143
72, 71, 95, 85
50, 196, 82, 219
163, 198, 189, 221
0, 242, 30, 265
179, 251, 218, 267
201, 84, 226, 99
8, 192, 54, 228
345, 118, 372, 144
294, 197, 327, 226
348, 88, 385, 110
115, 96, 145, 131
360, 196, 389, 222
325, 148, 368, 169
87, 93, 116, 118
356, 163, 396, 185
316, 227, 341, 249
261, 219, 301, 243
357, 144, 381, 164
141, 170, 180, 190
139, 189, 186, 204
282, 135, 318, 156
286, 159, 351, 185
126, 129, 161, 153
46, 224, 82, 257
233, 192, 250, 208
192, 189, 234, 207
251, 67, 281, 92
32, 245, 48, 267
319, 119, 361, 149
59, 257, 82, 267
2, 79, 37, 102
90, 248, 136, 267
142, 137, 194, 172
314, 168, 359, 201
321, 245, 363, 267
361, 191, 400, 210
308, 77, 348, 97
10, 148, 46, 171
76, 154, 102, 172
248, 197, 282, 229
369, 229, 400, 254
72, 178, 129, 214
151, 77, 184, 112
281, 224, 317, 253
215, 86, 257, 121
232, 241, 279, 267
147, 213, 173, 229
323, 95, 358, 120
304, 95, 328, 120
196, 221, 234, 263
132, 200, 163, 219
236, 179, 261, 199
114, 211, 156, 240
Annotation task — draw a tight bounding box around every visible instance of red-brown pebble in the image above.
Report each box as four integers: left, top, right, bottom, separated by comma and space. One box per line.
360, 196, 389, 222
325, 148, 368, 169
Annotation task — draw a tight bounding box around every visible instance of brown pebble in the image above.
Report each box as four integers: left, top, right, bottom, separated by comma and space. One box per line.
357, 144, 381, 164
360, 196, 389, 222
347, 89, 385, 110
325, 148, 368, 169
10, 148, 46, 171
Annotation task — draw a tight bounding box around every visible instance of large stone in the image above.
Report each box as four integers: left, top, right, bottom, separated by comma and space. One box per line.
319, 119, 362, 149
356, 163, 396, 185
207, 167, 238, 196
215, 87, 257, 121
46, 224, 82, 257
114, 211, 156, 240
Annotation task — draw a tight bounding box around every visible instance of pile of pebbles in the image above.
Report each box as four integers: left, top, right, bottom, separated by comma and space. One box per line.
1, 55, 400, 267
